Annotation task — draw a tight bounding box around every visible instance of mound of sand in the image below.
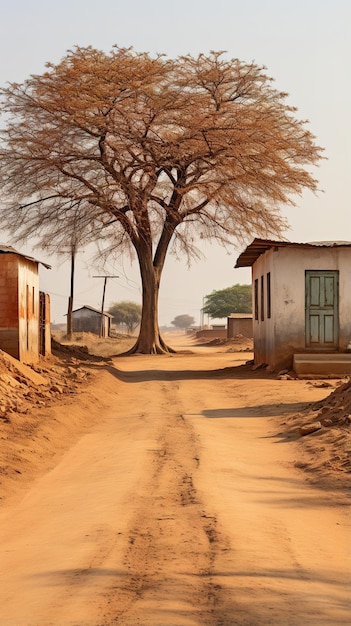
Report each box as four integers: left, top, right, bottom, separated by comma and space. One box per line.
0, 343, 103, 500
286, 379, 351, 485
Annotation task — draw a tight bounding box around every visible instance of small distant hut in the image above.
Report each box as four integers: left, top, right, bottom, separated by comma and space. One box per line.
71, 305, 112, 337
227, 314, 253, 339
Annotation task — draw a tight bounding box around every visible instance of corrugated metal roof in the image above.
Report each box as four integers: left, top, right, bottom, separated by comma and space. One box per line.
0, 244, 51, 269
71, 305, 113, 318
234, 238, 351, 268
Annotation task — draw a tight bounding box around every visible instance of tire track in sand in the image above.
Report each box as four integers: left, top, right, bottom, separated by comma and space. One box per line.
100, 377, 229, 626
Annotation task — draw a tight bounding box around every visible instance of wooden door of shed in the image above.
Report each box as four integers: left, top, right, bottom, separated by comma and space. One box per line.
305, 270, 339, 349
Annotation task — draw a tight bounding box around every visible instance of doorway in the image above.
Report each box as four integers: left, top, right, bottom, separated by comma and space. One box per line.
305, 270, 339, 349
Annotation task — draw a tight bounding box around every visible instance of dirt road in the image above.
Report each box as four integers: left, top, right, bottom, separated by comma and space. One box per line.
0, 340, 350, 625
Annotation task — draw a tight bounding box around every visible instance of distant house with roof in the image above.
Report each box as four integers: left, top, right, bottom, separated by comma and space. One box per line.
71, 305, 112, 338
235, 239, 351, 374
227, 313, 253, 339
0, 245, 51, 363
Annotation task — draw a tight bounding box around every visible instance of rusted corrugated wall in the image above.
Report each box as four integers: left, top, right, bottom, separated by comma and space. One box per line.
0, 254, 40, 363
0, 254, 20, 358
18, 258, 40, 363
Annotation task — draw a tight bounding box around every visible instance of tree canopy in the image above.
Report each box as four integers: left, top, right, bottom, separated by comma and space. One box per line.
203, 284, 252, 319
0, 46, 323, 353
108, 301, 142, 334
171, 314, 195, 329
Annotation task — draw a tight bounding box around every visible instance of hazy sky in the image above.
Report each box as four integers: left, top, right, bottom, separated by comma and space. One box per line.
1, 0, 350, 326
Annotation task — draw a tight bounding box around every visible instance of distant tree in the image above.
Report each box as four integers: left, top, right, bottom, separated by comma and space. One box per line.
0, 47, 323, 353
108, 301, 142, 334
171, 314, 195, 329
203, 284, 252, 319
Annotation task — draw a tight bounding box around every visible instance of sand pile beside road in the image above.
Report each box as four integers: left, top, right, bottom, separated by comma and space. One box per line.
0, 344, 101, 502
283, 378, 351, 485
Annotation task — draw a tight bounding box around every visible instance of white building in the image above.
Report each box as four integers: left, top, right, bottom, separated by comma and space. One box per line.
235, 239, 351, 373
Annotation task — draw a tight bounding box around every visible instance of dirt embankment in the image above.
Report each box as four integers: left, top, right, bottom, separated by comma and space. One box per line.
285, 378, 351, 484
0, 332, 132, 502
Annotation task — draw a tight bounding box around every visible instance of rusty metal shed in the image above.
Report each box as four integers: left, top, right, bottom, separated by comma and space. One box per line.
0, 245, 51, 363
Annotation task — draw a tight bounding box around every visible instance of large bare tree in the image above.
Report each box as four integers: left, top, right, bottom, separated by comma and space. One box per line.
0, 47, 323, 353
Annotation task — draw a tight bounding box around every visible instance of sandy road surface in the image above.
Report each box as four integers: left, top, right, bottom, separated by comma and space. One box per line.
0, 343, 350, 625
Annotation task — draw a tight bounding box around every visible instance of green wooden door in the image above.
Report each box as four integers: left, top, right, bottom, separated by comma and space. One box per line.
305, 271, 339, 349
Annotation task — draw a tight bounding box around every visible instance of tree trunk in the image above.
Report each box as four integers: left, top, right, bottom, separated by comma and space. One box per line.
125, 244, 175, 354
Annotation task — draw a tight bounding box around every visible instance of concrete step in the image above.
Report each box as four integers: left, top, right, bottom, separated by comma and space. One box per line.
293, 353, 351, 376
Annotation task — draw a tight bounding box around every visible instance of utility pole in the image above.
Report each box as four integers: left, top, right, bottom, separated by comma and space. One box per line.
93, 276, 119, 337
66, 243, 77, 340
44, 242, 81, 340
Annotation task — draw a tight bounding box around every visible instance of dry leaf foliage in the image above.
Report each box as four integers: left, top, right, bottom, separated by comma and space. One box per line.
0, 47, 323, 352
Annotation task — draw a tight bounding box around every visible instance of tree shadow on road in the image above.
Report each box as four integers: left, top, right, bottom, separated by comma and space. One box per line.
102, 362, 274, 383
